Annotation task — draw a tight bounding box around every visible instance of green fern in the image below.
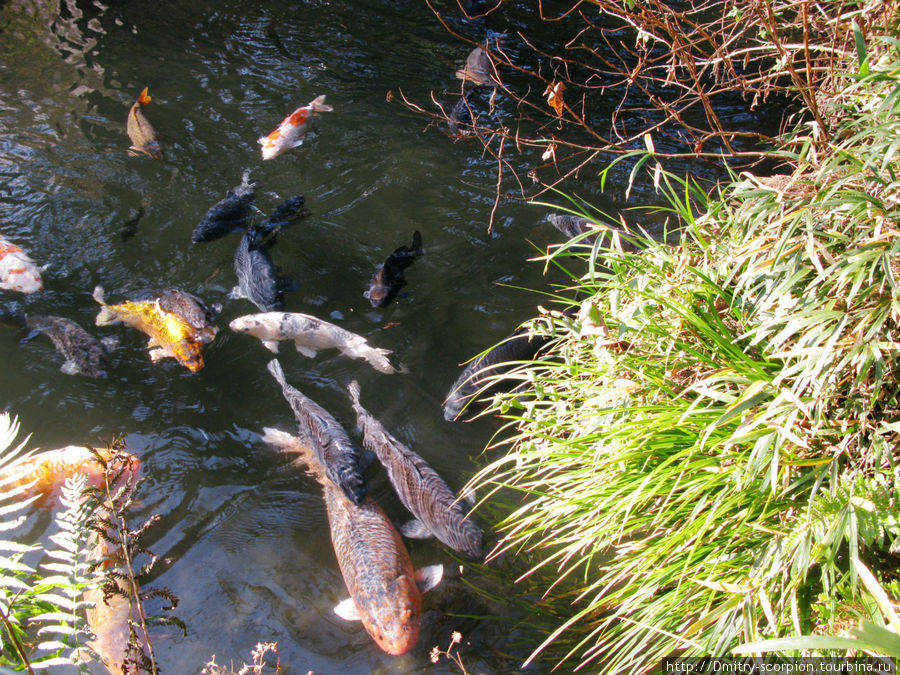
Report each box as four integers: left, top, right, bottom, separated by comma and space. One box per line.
28, 473, 98, 671
0, 412, 43, 669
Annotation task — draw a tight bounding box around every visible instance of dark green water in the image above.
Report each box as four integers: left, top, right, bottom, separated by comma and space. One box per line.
0, 1, 767, 672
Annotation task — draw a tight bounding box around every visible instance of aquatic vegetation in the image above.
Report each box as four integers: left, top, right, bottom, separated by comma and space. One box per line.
462, 36, 900, 674
201, 641, 284, 675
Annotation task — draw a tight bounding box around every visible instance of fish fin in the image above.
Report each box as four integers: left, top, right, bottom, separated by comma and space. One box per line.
415, 564, 444, 594
262, 340, 280, 353
365, 348, 397, 374
138, 87, 151, 105
266, 358, 286, 387
228, 285, 246, 300
92, 286, 106, 305
334, 598, 361, 621
148, 347, 167, 361
400, 519, 434, 540
60, 360, 80, 376
346, 379, 361, 404
289, 138, 305, 149
257, 136, 269, 148
293, 341, 317, 358
411, 230, 423, 255
260, 427, 296, 450
94, 307, 118, 327
461, 486, 477, 507
308, 95, 333, 112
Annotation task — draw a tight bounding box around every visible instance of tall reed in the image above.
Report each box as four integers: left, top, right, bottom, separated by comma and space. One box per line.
465, 34, 900, 673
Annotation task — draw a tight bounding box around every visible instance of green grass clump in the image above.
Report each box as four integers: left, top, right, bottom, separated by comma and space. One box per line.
465, 36, 900, 674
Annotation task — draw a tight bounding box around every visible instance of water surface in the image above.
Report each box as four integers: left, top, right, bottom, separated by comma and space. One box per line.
0, 1, 763, 671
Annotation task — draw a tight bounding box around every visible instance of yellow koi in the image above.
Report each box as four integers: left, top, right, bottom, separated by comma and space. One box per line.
93, 286, 217, 372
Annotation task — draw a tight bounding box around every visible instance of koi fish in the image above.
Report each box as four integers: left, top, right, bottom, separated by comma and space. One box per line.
24, 314, 116, 378
1, 445, 140, 508
348, 380, 483, 558
230, 311, 396, 374
231, 226, 285, 312
266, 358, 368, 505
82, 538, 147, 674
81, 512, 149, 674
364, 230, 423, 308
455, 46, 499, 86
126, 87, 161, 159
264, 195, 309, 228
547, 214, 637, 252
0, 234, 43, 293
119, 206, 145, 241
93, 286, 218, 372
258, 95, 333, 160
191, 172, 256, 243
261, 426, 443, 656
448, 96, 475, 139
443, 325, 554, 421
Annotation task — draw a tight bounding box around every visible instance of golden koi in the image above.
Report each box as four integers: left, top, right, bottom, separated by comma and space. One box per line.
93, 286, 217, 372
258, 95, 333, 160
126, 87, 162, 159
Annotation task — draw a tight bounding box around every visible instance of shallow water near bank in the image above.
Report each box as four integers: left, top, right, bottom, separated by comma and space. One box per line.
0, 1, 764, 671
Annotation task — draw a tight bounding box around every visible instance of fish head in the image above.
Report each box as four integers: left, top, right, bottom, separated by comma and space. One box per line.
362, 574, 421, 655
171, 339, 205, 372
142, 141, 162, 159
259, 130, 283, 160
228, 314, 267, 338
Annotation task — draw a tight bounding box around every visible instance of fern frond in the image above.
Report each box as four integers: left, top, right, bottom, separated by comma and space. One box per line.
28, 474, 99, 670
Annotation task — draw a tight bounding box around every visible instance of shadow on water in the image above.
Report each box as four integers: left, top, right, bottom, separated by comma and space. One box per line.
0, 0, 772, 671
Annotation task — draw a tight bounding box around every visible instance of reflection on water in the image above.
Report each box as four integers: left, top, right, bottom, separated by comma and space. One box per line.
0, 0, 754, 671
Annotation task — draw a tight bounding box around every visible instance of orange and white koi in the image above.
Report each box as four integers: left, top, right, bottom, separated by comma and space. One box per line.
258, 95, 332, 160
0, 234, 43, 293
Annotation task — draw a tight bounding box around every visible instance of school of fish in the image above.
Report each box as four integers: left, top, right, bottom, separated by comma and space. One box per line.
0, 71, 594, 663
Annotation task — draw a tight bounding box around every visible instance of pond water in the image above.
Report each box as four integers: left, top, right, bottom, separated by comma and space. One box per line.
0, 1, 769, 672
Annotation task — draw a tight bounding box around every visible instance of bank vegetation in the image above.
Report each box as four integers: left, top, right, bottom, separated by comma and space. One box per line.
424, 0, 900, 672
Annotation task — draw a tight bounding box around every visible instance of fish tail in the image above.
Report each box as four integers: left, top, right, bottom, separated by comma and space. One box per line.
364, 347, 396, 374
308, 95, 334, 113
266, 358, 287, 389
138, 87, 152, 105
346, 379, 362, 408
260, 427, 326, 481
410, 230, 423, 257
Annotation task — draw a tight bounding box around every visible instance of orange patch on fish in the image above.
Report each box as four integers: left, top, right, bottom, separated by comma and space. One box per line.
289, 108, 309, 126
0, 244, 23, 256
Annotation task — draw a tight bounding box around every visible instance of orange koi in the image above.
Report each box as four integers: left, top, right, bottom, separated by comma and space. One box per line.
2, 445, 140, 508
